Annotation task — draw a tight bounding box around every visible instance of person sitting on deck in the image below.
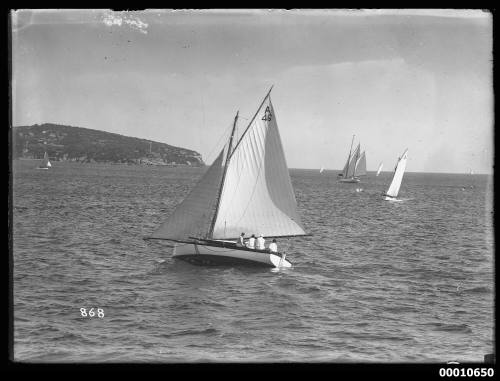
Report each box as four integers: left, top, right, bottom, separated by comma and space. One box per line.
256, 234, 266, 250
268, 239, 278, 253
237, 232, 245, 247
246, 234, 256, 249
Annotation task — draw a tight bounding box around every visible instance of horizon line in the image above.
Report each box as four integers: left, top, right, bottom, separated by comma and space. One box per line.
288, 168, 493, 175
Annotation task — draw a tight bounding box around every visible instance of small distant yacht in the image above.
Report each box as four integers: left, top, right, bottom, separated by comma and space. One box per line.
338, 135, 366, 183
319, 166, 325, 174
376, 162, 383, 176
37, 152, 52, 170
383, 149, 408, 201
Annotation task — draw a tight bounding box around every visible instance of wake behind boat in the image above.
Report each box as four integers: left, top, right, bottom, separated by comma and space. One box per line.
145, 87, 309, 268
383, 149, 408, 201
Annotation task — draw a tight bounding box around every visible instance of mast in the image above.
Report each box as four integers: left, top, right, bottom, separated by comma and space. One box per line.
228, 85, 274, 160
344, 134, 355, 178
208, 111, 239, 238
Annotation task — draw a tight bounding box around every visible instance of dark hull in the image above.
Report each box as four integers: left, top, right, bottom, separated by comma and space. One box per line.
174, 254, 275, 267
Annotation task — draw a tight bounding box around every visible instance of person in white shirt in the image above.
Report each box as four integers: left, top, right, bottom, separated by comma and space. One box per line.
268, 239, 278, 253
246, 234, 256, 249
256, 234, 266, 250
237, 232, 245, 247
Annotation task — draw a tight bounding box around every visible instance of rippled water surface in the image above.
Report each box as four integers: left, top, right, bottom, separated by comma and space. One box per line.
12, 160, 494, 362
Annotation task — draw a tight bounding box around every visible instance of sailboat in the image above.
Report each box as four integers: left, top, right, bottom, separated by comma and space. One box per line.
383, 149, 408, 201
376, 162, 383, 176
338, 135, 366, 183
37, 152, 52, 169
319, 166, 325, 174
145, 87, 308, 268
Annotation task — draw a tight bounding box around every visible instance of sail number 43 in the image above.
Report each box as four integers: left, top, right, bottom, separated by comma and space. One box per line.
80, 308, 104, 318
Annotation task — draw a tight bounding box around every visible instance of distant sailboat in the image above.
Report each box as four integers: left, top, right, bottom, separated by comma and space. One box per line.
338, 135, 366, 183
37, 152, 52, 169
319, 166, 325, 174
384, 149, 408, 201
145, 87, 308, 268
469, 169, 474, 175
376, 162, 383, 176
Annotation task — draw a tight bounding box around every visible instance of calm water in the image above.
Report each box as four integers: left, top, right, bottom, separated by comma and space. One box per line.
12, 160, 494, 362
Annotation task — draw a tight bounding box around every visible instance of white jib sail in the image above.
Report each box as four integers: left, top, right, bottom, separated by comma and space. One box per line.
385, 149, 408, 198
354, 151, 366, 176
150, 150, 225, 240
376, 162, 383, 176
211, 96, 307, 239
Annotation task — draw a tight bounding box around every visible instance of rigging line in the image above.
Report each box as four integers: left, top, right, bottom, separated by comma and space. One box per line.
228, 85, 274, 161
204, 118, 234, 165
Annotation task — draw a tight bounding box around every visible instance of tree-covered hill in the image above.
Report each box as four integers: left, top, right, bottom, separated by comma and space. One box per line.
12, 123, 204, 166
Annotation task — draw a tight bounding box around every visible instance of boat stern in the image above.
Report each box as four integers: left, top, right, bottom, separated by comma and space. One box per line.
269, 253, 292, 268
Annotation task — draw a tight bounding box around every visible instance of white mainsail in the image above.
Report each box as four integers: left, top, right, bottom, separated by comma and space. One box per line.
319, 167, 324, 173
212, 96, 306, 239
376, 162, 383, 176
345, 144, 360, 178
354, 151, 366, 176
385, 149, 408, 198
150, 150, 225, 240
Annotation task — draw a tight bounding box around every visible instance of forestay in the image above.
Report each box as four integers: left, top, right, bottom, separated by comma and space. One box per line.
150, 150, 225, 240
211, 96, 307, 239
386, 149, 408, 198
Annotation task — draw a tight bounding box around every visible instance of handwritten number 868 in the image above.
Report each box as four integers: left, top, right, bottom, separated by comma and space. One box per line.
80, 308, 104, 318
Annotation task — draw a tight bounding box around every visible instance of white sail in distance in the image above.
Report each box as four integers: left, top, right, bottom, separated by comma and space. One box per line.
211, 96, 307, 239
376, 162, 383, 176
40, 152, 51, 168
385, 149, 408, 198
319, 167, 324, 173
354, 151, 366, 176
345, 144, 360, 178
150, 150, 225, 240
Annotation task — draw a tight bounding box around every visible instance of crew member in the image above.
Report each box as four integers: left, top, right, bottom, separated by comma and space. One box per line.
237, 232, 245, 247
268, 239, 278, 253
256, 234, 266, 250
246, 234, 256, 249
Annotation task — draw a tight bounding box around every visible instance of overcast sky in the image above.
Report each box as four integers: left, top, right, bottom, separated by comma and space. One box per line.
11, 9, 493, 173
